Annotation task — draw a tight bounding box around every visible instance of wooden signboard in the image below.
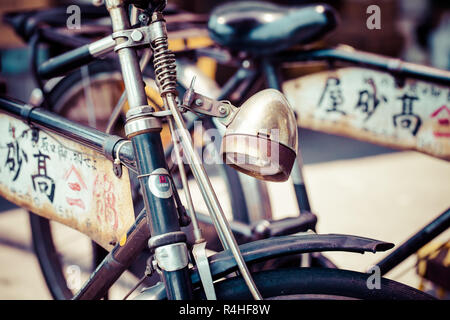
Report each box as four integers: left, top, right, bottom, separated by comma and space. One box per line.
283, 67, 450, 160
0, 113, 135, 250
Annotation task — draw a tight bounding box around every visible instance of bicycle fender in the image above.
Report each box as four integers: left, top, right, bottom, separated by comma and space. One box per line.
191, 233, 393, 284
137, 233, 393, 299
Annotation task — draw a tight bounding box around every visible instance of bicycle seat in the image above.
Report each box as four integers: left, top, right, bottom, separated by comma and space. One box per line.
207, 1, 338, 56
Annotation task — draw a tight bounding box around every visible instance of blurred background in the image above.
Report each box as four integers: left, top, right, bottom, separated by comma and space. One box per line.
0, 0, 449, 299
1, 0, 450, 98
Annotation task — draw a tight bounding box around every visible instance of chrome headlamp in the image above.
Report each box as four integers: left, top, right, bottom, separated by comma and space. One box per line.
220, 89, 298, 182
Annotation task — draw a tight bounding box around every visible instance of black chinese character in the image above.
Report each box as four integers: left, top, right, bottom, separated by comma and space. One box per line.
31, 151, 55, 203
5, 141, 28, 181
393, 94, 422, 136
318, 77, 346, 115
431, 86, 441, 97
355, 79, 387, 121
31, 128, 39, 146
57, 145, 68, 160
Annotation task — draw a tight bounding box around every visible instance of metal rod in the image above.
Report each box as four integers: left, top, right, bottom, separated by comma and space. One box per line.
74, 210, 150, 300
106, 91, 127, 134
263, 59, 312, 213
167, 116, 203, 242
279, 47, 450, 86
38, 35, 116, 79
216, 66, 254, 101
106, 48, 153, 134
291, 157, 312, 213
81, 65, 97, 128
107, 0, 148, 108
376, 208, 450, 275
88, 35, 116, 57
0, 97, 136, 170
130, 4, 139, 25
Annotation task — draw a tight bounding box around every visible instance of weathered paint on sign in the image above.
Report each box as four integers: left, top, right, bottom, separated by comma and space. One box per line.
283, 67, 450, 160
0, 113, 135, 250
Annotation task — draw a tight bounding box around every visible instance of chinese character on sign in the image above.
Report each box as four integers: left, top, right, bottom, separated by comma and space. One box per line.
355, 79, 387, 121
430, 105, 450, 137
64, 165, 87, 211
5, 141, 28, 181
93, 174, 118, 231
393, 94, 422, 136
318, 77, 346, 115
31, 151, 55, 203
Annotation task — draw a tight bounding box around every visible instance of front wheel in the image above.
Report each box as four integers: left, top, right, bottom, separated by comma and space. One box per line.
194, 268, 434, 300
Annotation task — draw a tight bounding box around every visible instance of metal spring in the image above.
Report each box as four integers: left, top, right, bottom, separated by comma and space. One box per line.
151, 37, 177, 96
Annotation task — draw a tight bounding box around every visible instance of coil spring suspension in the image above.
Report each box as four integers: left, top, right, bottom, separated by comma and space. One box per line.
151, 37, 177, 96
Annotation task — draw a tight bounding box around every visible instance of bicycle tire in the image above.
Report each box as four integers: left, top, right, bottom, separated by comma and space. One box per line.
29, 60, 259, 299
29, 212, 73, 299
195, 268, 434, 300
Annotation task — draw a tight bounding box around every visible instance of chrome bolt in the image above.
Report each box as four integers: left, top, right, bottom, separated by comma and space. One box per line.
139, 13, 150, 25
131, 30, 144, 42
218, 105, 228, 115
195, 98, 203, 107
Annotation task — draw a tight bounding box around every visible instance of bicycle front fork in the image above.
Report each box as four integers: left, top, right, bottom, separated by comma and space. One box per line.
106, 0, 192, 299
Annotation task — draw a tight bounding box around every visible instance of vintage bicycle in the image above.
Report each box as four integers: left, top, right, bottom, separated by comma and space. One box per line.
4, 2, 277, 298
0, 0, 445, 299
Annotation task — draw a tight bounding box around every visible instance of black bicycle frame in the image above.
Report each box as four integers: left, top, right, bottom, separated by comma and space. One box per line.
376, 208, 450, 275
277, 47, 450, 86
